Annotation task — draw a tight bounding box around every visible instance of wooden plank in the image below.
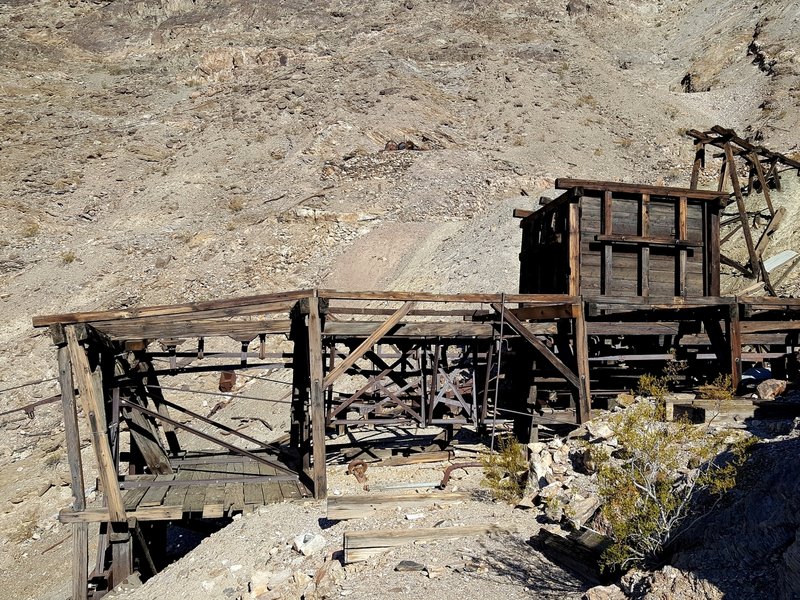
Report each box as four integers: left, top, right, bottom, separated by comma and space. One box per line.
602, 190, 613, 295
754, 207, 785, 259
308, 296, 328, 499
163, 467, 193, 511
344, 524, 500, 563
139, 474, 175, 507
640, 193, 650, 297
33, 289, 313, 327
318, 290, 579, 304
690, 143, 704, 189
328, 491, 469, 520
57, 346, 89, 600
182, 467, 209, 514
749, 152, 775, 215
573, 303, 592, 424
121, 477, 151, 511
728, 303, 743, 388
568, 202, 580, 296
490, 303, 580, 389
65, 326, 126, 522
224, 463, 245, 514
555, 178, 726, 200
242, 461, 264, 507
258, 463, 284, 504
96, 319, 292, 341
202, 464, 228, 519
594, 234, 701, 248
379, 451, 453, 466
739, 321, 800, 333
678, 196, 688, 297
59, 505, 184, 524
323, 301, 415, 388
724, 143, 759, 278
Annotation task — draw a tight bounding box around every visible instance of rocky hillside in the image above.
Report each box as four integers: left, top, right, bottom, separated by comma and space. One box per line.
1, 0, 799, 598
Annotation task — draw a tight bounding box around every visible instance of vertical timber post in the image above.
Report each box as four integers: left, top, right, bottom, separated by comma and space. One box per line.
728, 302, 743, 390
573, 302, 592, 424
307, 295, 328, 499
57, 344, 88, 600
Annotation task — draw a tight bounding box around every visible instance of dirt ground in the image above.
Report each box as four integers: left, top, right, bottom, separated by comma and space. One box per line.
1, 0, 800, 598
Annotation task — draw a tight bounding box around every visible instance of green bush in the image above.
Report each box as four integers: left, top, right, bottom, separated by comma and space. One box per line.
480, 436, 528, 503
596, 401, 753, 569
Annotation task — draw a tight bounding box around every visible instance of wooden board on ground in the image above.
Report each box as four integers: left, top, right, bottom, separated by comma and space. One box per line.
343, 524, 499, 562
328, 491, 469, 520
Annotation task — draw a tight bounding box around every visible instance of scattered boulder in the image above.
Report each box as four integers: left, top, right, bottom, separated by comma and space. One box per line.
292, 533, 326, 556
756, 378, 787, 400
582, 583, 625, 600
394, 560, 426, 572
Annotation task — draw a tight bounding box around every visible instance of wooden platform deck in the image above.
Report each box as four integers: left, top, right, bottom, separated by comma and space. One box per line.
119, 456, 309, 519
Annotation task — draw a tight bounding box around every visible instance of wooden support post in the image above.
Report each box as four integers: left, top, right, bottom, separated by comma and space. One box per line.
573, 303, 592, 424
109, 522, 132, 588
677, 196, 687, 297
65, 326, 127, 522
724, 143, 760, 279
690, 142, 704, 189
640, 193, 650, 298
728, 303, 743, 389
58, 346, 88, 600
601, 190, 613, 295
307, 296, 328, 499
568, 202, 581, 296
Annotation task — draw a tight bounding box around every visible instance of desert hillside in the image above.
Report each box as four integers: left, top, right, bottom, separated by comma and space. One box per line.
1, 1, 799, 598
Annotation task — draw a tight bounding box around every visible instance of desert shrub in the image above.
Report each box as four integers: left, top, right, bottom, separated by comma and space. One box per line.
596, 401, 753, 569
697, 374, 734, 401
481, 436, 528, 503
637, 373, 669, 402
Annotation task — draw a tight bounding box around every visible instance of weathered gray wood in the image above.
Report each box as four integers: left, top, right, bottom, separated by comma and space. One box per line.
307, 296, 328, 499
57, 346, 88, 600
65, 326, 127, 522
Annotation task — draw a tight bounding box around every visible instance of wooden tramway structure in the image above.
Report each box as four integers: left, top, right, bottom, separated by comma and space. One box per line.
29, 131, 800, 597
32, 288, 592, 598
31, 287, 800, 597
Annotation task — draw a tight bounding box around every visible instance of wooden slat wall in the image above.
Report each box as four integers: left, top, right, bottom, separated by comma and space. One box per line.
519, 184, 720, 299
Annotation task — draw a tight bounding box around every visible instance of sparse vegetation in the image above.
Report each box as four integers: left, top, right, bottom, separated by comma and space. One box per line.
228, 197, 245, 212
8, 509, 39, 544
697, 374, 735, 401
61, 250, 76, 264
481, 436, 528, 503
595, 401, 753, 569
21, 221, 40, 237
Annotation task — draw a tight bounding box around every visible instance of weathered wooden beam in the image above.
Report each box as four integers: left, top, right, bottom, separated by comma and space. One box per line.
327, 491, 468, 520
33, 290, 313, 327
555, 178, 727, 201
59, 505, 184, 524
573, 303, 592, 424
490, 303, 580, 389
307, 296, 328, 499
318, 290, 577, 304
343, 524, 500, 562
724, 143, 760, 279
65, 326, 127, 522
322, 302, 415, 388
57, 346, 89, 600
